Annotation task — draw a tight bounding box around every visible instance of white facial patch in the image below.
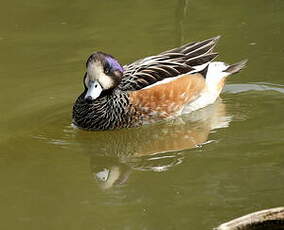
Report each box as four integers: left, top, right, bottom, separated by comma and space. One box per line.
87, 61, 114, 90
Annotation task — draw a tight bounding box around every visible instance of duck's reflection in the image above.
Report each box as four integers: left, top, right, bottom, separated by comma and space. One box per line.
85, 99, 231, 189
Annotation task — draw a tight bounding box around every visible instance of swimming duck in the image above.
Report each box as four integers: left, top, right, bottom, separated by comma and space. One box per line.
72, 36, 246, 130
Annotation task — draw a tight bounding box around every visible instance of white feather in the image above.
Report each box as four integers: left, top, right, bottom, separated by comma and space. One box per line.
182, 62, 229, 114
141, 73, 187, 90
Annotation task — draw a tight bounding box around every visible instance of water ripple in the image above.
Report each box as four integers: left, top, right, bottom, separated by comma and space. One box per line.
224, 82, 284, 94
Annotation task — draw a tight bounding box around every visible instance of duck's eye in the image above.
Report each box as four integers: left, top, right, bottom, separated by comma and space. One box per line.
104, 63, 111, 74
104, 67, 110, 74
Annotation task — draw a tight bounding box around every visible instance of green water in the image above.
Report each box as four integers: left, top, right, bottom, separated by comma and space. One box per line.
0, 0, 284, 229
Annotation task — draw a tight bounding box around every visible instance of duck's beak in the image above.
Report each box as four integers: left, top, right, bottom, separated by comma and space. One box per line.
84, 80, 103, 102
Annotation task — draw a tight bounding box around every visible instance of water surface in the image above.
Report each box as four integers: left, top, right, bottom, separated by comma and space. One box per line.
0, 0, 284, 229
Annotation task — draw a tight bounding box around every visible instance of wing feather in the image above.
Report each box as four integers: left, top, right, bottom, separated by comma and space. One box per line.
119, 36, 220, 91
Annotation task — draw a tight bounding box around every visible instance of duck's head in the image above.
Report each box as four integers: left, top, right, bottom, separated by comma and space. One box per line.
83, 52, 124, 102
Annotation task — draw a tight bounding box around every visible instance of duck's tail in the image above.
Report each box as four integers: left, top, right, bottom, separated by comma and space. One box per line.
187, 59, 247, 113
205, 59, 247, 80
224, 59, 248, 75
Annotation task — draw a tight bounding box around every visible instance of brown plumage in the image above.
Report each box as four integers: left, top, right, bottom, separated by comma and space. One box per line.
129, 73, 206, 120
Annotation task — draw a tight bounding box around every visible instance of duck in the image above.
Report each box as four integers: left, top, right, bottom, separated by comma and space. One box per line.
72, 36, 247, 130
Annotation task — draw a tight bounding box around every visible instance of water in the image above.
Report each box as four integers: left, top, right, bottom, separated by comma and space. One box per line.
0, 0, 283, 229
